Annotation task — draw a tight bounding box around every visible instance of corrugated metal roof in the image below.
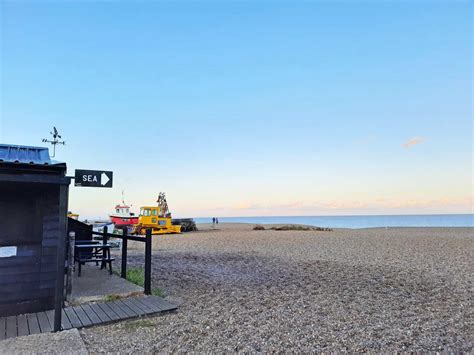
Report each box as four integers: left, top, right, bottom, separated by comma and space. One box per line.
0, 144, 63, 165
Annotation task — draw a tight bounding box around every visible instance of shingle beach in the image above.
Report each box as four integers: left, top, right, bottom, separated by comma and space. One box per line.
81, 224, 473, 352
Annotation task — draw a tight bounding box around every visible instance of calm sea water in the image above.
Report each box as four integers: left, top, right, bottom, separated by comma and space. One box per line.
194, 214, 474, 229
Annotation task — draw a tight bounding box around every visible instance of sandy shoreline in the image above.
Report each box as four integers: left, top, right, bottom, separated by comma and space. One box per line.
81, 223, 473, 352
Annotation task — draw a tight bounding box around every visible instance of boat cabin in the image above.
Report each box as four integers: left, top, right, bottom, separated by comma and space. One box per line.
115, 205, 133, 215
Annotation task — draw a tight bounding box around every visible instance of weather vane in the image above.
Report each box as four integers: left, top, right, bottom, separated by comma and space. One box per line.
42, 126, 66, 158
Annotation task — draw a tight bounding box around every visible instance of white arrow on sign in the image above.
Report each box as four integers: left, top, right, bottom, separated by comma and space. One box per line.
101, 172, 110, 186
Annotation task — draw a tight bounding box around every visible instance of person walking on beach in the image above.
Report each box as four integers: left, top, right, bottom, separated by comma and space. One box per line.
212, 217, 216, 227
216, 217, 219, 225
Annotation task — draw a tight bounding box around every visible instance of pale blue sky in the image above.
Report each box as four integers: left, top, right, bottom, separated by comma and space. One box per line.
1, 1, 472, 218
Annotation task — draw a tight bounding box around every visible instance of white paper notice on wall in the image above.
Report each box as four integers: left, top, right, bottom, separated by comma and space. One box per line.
0, 246, 17, 258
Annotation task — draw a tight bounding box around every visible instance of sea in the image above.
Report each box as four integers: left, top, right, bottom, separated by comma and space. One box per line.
194, 214, 474, 229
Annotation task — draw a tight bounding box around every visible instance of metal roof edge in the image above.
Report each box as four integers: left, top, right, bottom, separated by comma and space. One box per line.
0, 143, 66, 166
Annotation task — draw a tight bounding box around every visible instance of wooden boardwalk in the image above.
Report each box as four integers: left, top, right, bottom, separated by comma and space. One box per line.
0, 296, 177, 340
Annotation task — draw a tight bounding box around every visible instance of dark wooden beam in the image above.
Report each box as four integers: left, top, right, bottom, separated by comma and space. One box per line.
121, 228, 128, 279
0, 174, 69, 185
144, 229, 152, 295
54, 184, 68, 331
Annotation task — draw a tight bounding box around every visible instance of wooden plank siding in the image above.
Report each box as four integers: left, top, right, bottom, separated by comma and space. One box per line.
40, 189, 60, 314
0, 184, 61, 317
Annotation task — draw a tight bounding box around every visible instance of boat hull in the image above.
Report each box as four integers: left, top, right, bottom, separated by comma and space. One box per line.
110, 215, 139, 226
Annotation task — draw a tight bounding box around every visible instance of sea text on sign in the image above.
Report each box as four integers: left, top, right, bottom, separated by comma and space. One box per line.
83, 175, 98, 182
74, 169, 113, 188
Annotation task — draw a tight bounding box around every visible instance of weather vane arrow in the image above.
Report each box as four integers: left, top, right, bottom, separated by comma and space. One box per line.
42, 126, 65, 157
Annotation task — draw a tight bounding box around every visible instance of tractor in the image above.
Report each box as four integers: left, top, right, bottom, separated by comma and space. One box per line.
131, 193, 182, 235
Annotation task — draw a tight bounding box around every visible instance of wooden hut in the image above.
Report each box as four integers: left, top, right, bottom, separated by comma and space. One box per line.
0, 144, 69, 320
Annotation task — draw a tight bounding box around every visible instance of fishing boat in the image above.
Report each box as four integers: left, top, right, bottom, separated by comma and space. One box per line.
109, 192, 139, 226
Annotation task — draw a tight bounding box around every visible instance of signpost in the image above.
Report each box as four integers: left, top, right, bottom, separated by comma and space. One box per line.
74, 169, 113, 188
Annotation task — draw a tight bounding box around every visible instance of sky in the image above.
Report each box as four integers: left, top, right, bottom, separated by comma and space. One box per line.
0, 0, 472, 219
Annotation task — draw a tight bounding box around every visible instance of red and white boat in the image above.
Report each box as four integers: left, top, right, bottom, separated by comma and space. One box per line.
109, 193, 139, 226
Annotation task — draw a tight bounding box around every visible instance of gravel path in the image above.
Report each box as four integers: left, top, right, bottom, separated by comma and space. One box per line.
80, 225, 473, 352
0, 329, 87, 354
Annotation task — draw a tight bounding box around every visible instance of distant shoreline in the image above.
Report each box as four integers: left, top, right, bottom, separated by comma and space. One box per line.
195, 213, 473, 218
193, 214, 473, 229
197, 222, 474, 232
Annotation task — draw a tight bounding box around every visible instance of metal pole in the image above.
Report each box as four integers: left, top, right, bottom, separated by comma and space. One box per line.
144, 228, 152, 295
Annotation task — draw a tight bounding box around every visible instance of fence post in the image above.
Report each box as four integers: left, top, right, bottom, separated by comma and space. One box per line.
121, 227, 128, 279
102, 225, 108, 269
144, 228, 152, 295
103, 225, 108, 244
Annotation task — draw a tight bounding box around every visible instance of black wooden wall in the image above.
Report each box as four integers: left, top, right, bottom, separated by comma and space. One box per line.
0, 182, 62, 317
67, 217, 93, 241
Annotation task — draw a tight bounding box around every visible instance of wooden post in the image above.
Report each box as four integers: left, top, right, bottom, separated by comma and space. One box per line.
103, 225, 108, 244
54, 184, 68, 332
144, 228, 152, 295
65, 231, 75, 301
101, 225, 108, 269
121, 227, 128, 279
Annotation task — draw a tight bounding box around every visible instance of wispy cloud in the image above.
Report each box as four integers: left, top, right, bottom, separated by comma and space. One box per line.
402, 137, 425, 148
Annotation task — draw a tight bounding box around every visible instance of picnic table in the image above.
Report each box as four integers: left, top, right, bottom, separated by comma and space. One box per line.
74, 240, 115, 276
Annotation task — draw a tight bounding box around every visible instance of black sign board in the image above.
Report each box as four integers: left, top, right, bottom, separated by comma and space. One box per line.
74, 169, 113, 188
